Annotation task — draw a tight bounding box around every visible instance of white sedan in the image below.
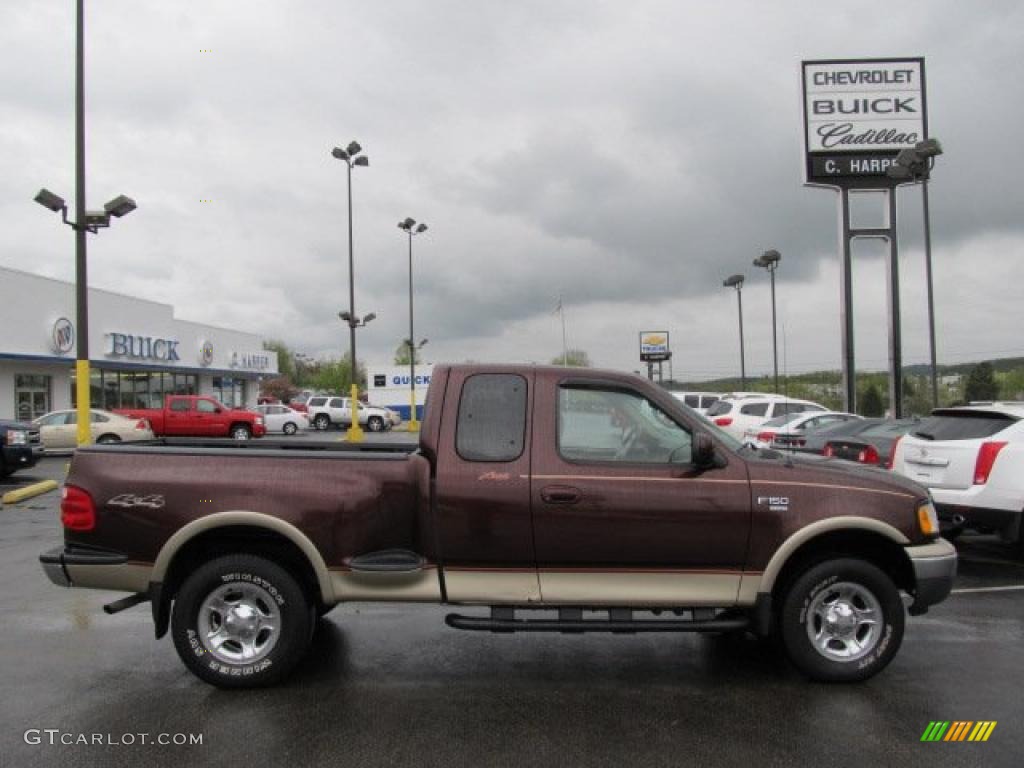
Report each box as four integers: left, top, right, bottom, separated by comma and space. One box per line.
743, 411, 862, 449
255, 404, 310, 435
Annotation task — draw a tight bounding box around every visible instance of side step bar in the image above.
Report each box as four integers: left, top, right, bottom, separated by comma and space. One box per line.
445, 606, 749, 634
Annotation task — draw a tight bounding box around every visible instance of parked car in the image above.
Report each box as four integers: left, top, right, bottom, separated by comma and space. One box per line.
823, 418, 920, 467
745, 411, 861, 449
115, 395, 265, 440
705, 394, 827, 440
255, 404, 309, 435
890, 404, 1024, 554
0, 419, 44, 478
671, 391, 724, 416
307, 396, 394, 432
40, 363, 954, 688
33, 409, 155, 449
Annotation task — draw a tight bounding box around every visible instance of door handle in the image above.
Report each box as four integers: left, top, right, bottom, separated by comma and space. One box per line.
540, 485, 581, 505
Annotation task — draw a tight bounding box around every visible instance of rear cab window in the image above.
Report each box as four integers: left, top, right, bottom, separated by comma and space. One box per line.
456, 374, 528, 461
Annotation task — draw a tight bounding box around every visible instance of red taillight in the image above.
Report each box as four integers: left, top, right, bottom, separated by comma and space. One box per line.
61, 485, 96, 531
757, 431, 776, 444
714, 417, 733, 427
823, 444, 835, 457
885, 435, 903, 470
135, 419, 149, 430
973, 441, 1008, 485
856, 445, 880, 465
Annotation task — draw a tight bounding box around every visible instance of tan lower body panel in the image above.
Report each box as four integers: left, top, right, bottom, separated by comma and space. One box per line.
445, 569, 542, 604
537, 571, 742, 606
66, 563, 152, 593
330, 568, 443, 602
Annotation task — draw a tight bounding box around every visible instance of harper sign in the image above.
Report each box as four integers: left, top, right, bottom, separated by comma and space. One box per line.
802, 58, 927, 186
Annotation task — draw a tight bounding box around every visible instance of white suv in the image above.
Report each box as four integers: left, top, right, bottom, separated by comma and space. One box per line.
307, 396, 394, 432
704, 394, 827, 440
891, 403, 1024, 556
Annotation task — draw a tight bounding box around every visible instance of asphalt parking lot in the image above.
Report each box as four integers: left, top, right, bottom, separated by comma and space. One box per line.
2, 457, 1022, 768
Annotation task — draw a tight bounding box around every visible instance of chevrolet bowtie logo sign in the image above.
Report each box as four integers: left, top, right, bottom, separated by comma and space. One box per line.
920, 721, 997, 742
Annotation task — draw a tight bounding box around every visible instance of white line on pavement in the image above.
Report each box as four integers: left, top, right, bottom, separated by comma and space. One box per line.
951, 585, 1024, 594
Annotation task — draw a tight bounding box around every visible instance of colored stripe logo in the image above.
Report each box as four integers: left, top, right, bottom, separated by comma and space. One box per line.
921, 721, 997, 742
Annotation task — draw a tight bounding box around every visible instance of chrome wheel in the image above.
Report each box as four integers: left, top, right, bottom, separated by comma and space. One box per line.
283, 422, 297, 435
232, 426, 250, 440
804, 581, 881, 662
197, 582, 281, 665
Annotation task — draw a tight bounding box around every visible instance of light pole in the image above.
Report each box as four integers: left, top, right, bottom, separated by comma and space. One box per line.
723, 274, 746, 390
397, 217, 428, 431
33, 2, 137, 447
753, 249, 782, 394
331, 141, 369, 441
888, 138, 943, 409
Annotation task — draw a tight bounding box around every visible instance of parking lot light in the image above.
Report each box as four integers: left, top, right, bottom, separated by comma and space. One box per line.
331, 139, 371, 442
34, 188, 66, 212
723, 274, 746, 390
753, 249, 782, 394
888, 136, 943, 409
398, 217, 429, 431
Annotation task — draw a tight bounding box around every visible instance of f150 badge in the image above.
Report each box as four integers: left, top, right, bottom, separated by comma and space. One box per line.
108, 493, 165, 510
757, 496, 790, 512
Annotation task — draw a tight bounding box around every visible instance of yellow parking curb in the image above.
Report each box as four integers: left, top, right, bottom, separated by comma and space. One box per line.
2, 480, 59, 505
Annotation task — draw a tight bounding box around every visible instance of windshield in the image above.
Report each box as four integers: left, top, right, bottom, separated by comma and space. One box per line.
762, 413, 803, 428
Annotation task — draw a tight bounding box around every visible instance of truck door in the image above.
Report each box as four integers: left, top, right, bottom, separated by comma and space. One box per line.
433, 369, 540, 603
165, 397, 191, 435
531, 375, 752, 606
195, 398, 222, 435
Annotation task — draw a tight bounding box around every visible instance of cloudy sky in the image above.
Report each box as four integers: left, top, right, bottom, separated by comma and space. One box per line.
3, 1, 1022, 380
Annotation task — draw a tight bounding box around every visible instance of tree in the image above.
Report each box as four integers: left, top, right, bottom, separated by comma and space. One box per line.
309, 353, 367, 393
550, 348, 591, 367
860, 383, 885, 417
262, 339, 296, 381
394, 341, 422, 366
259, 376, 297, 403
964, 362, 999, 402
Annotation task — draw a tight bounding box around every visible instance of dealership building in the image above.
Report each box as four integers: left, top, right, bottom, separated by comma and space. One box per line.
0, 266, 277, 422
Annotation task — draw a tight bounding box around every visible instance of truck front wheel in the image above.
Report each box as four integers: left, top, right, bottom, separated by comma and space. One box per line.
230, 424, 251, 441
171, 554, 313, 688
367, 416, 385, 432
779, 558, 904, 683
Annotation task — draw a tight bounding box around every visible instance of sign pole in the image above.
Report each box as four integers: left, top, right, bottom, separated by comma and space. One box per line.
839, 188, 856, 413
885, 189, 903, 418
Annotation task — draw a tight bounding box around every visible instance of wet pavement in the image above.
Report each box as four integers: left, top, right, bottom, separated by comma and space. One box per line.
1, 457, 1022, 767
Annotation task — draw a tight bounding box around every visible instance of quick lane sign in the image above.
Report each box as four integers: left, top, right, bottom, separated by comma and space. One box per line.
802, 58, 927, 185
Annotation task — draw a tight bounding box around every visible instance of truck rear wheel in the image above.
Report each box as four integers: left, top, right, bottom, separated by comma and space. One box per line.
313, 414, 330, 431
171, 554, 313, 688
779, 558, 904, 683
367, 416, 384, 432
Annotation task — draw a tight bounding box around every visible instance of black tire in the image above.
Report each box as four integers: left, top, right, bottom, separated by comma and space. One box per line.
313, 414, 330, 431
367, 416, 384, 432
171, 554, 313, 688
779, 558, 904, 683
96, 434, 121, 445
230, 424, 251, 441
283, 422, 298, 436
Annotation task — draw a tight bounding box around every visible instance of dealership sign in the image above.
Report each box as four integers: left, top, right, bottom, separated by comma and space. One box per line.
107, 332, 181, 361
639, 332, 671, 363
802, 58, 927, 185
51, 318, 74, 355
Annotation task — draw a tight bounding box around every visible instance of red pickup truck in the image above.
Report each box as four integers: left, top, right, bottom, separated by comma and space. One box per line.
115, 395, 265, 440
41, 364, 955, 688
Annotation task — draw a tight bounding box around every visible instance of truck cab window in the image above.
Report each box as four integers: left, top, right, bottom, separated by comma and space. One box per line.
169, 399, 189, 412
558, 387, 692, 464
456, 374, 527, 462
197, 399, 218, 414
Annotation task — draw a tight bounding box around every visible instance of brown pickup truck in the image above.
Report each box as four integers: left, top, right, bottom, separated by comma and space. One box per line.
40, 364, 956, 688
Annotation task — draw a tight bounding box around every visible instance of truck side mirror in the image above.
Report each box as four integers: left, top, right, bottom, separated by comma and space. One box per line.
693, 431, 716, 468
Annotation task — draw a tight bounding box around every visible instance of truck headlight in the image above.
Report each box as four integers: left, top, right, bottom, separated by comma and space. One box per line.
255, 417, 264, 425
6, 430, 28, 446
917, 499, 939, 537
